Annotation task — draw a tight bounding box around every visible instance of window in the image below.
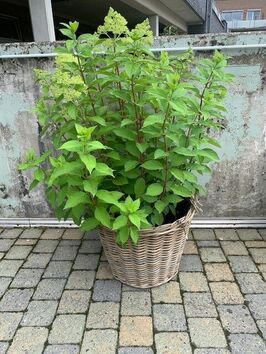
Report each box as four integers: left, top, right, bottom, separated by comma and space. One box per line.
222, 11, 243, 21
247, 9, 261, 20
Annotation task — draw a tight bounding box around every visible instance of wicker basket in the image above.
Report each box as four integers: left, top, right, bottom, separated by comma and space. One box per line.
98, 203, 195, 288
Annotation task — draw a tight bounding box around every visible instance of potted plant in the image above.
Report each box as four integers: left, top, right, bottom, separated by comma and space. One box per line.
19, 8, 232, 288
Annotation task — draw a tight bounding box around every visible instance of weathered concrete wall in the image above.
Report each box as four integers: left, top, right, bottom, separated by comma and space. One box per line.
0, 32, 266, 218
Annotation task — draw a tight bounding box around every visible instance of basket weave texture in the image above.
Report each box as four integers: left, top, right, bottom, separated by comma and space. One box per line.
99, 205, 195, 288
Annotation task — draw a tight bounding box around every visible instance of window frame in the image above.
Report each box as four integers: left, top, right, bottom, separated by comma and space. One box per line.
221, 10, 244, 21
246, 9, 261, 20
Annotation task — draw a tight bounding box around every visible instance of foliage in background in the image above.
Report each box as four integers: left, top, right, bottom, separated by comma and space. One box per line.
19, 8, 233, 245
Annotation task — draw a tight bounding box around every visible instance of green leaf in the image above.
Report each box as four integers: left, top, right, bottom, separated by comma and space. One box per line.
129, 213, 141, 229
75, 124, 96, 139
183, 171, 197, 183
113, 215, 128, 230
143, 114, 163, 127
87, 141, 107, 152
134, 178, 146, 197
155, 200, 167, 213
96, 190, 123, 204
154, 149, 166, 159
48, 161, 83, 186
130, 227, 139, 245
90, 116, 106, 126
29, 179, 40, 191
34, 168, 45, 181
197, 148, 219, 161
83, 179, 98, 196
142, 160, 163, 170
174, 147, 196, 157
125, 160, 138, 172
170, 168, 184, 182
80, 217, 99, 231
94, 206, 111, 228
117, 226, 129, 245
64, 191, 90, 209
95, 163, 114, 177
114, 128, 135, 141
146, 183, 163, 196
79, 154, 96, 173
59, 140, 83, 152
171, 185, 192, 197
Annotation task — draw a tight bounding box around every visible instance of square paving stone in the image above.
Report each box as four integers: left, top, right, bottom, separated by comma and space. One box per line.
118, 348, 154, 354
215, 229, 239, 241
120, 316, 153, 346
33, 279, 66, 300
151, 281, 182, 303
0, 239, 15, 252
205, 263, 234, 281
0, 260, 23, 277
52, 246, 78, 261
193, 229, 216, 240
257, 320, 266, 339
58, 290, 90, 314
21, 300, 57, 326
41, 228, 64, 239
43, 261, 72, 278
44, 345, 80, 354
236, 273, 266, 294
228, 334, 266, 353
155, 332, 192, 354
49, 314, 86, 344
245, 294, 266, 319
96, 262, 114, 280
153, 304, 186, 331
73, 254, 99, 270
8, 326, 48, 354
210, 282, 244, 304
121, 291, 151, 315
81, 329, 117, 354
84, 230, 100, 240
23, 253, 52, 268
228, 256, 257, 273
19, 229, 43, 239
179, 255, 203, 272
197, 241, 220, 247
5, 245, 32, 259
218, 304, 257, 333
184, 292, 217, 317
92, 280, 121, 302
33, 240, 59, 253
249, 248, 266, 263
221, 241, 248, 256
188, 318, 227, 348
59, 240, 81, 246
245, 241, 266, 248
86, 302, 119, 329
62, 229, 84, 240
79, 240, 102, 253
0, 312, 23, 340
0, 228, 23, 239
237, 229, 262, 241
183, 241, 198, 254
15, 239, 37, 246
10, 268, 43, 288
0, 289, 33, 311
0, 277, 12, 297
200, 248, 226, 263
179, 272, 209, 292
258, 229, 266, 240
66, 271, 95, 290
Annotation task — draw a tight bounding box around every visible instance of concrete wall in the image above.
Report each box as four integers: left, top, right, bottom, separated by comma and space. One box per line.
0, 32, 266, 218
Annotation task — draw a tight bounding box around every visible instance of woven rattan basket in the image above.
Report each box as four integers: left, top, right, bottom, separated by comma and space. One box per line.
99, 203, 195, 288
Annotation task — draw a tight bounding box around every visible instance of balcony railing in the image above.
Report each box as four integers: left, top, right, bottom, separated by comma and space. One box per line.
227, 19, 266, 30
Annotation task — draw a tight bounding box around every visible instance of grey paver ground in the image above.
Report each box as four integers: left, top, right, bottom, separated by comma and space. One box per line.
0, 227, 265, 353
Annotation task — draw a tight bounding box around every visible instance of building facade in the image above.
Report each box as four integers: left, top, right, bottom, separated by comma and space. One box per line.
216, 0, 266, 31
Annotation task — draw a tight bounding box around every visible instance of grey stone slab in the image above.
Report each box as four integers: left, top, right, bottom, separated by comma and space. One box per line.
62, 229, 84, 240
92, 280, 122, 302
73, 254, 99, 270
0, 277, 12, 297
79, 240, 102, 254
258, 229, 266, 240
0, 239, 15, 252
215, 229, 239, 241
84, 230, 100, 240
0, 342, 9, 353
66, 271, 95, 290
19, 229, 43, 239
52, 246, 78, 261
43, 261, 72, 278
184, 292, 217, 317
153, 304, 186, 331
86, 302, 119, 329
118, 348, 154, 354
246, 294, 266, 319
41, 228, 64, 240
33, 240, 59, 253
257, 320, 266, 339
245, 241, 266, 248
155, 332, 192, 354
200, 248, 226, 262
210, 282, 244, 304
81, 329, 117, 354
228, 256, 258, 273
237, 229, 262, 241
59, 240, 81, 247
33, 279, 66, 300
249, 248, 266, 263
179, 272, 209, 292
10, 268, 43, 288
8, 326, 48, 354
58, 290, 90, 314
205, 263, 234, 282
5, 245, 32, 259
44, 345, 80, 354
228, 334, 266, 354
179, 255, 203, 272
193, 229, 216, 240
0, 289, 33, 311
151, 281, 182, 303
236, 273, 266, 294
23, 253, 52, 268
0, 312, 23, 340
121, 291, 151, 316
197, 241, 220, 247
0, 229, 23, 239
221, 241, 248, 256
49, 314, 86, 344
21, 300, 57, 326
218, 305, 257, 333
15, 239, 37, 246
188, 318, 227, 348
0, 260, 23, 277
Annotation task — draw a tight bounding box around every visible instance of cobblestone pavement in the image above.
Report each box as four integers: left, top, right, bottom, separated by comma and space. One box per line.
0, 228, 265, 354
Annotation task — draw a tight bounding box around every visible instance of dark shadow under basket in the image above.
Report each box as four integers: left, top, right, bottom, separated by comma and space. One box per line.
98, 204, 195, 288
